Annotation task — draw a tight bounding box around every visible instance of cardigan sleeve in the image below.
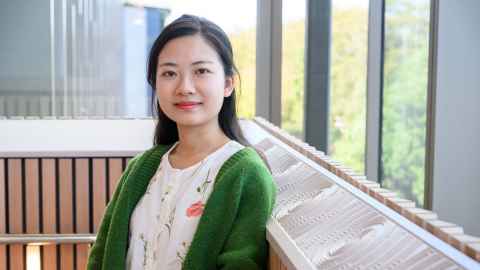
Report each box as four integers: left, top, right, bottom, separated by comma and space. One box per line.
216, 161, 277, 270
86, 154, 140, 270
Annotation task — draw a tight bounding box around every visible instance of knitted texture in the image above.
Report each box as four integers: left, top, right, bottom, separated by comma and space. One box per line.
86, 143, 276, 270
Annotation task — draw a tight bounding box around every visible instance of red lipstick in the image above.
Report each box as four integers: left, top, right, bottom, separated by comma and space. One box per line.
175, 101, 201, 110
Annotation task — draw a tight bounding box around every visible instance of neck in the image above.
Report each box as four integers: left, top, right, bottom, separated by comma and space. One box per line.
173, 122, 231, 157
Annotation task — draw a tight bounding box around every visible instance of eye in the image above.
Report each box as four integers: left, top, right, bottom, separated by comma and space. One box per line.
160, 71, 177, 78
195, 68, 211, 75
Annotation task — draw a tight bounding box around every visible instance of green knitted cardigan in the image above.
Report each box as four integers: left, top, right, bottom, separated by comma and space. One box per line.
86, 143, 276, 270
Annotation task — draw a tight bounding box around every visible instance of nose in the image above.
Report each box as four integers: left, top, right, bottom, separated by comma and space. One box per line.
176, 74, 195, 95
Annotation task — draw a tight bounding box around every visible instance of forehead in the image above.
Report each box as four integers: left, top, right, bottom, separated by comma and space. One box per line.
157, 34, 221, 64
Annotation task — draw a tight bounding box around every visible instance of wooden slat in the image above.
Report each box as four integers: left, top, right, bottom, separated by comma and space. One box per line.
8, 159, 24, 269
92, 158, 107, 232
0, 159, 6, 270
59, 159, 74, 269
76, 158, 90, 270
76, 158, 90, 233
25, 159, 40, 234
77, 244, 90, 270
7, 159, 22, 233
9, 245, 23, 270
0, 245, 5, 270
108, 158, 123, 201
41, 159, 57, 270
25, 159, 40, 270
269, 247, 288, 270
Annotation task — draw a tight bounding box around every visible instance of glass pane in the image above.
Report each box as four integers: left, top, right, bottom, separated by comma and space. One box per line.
382, 0, 430, 206
0, 2, 53, 117
329, 0, 369, 174
281, 0, 306, 139
0, 0, 256, 118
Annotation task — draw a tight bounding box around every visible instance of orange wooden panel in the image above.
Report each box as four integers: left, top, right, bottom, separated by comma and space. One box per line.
9, 245, 23, 270
60, 244, 74, 270
0, 160, 5, 270
76, 244, 90, 270
0, 245, 5, 270
75, 159, 90, 233
93, 158, 107, 232
76, 158, 90, 270
7, 159, 22, 233
269, 247, 289, 270
108, 158, 123, 201
59, 159, 74, 233
7, 159, 24, 267
59, 159, 74, 270
42, 245, 57, 270
25, 159, 40, 234
42, 159, 57, 234
41, 159, 57, 270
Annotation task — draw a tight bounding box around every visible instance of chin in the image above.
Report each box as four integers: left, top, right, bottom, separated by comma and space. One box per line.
173, 117, 208, 127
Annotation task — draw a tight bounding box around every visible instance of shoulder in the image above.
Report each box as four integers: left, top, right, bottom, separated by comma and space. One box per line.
217, 146, 275, 196
221, 146, 270, 175
224, 147, 277, 210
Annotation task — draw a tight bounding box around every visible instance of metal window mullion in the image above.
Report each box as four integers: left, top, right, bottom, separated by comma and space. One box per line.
424, 0, 439, 210
256, 0, 282, 126
304, 0, 331, 153
365, 0, 385, 182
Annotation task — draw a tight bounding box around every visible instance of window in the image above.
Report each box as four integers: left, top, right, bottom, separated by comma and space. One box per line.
329, 0, 369, 174
381, 0, 430, 206
281, 0, 306, 139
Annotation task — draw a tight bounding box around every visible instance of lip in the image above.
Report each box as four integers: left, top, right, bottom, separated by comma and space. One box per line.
175, 101, 202, 110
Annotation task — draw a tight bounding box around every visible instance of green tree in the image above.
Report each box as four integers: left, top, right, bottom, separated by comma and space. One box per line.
382, 0, 430, 205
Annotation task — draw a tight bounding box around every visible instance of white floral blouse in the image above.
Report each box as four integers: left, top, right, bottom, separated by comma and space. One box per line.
125, 140, 245, 270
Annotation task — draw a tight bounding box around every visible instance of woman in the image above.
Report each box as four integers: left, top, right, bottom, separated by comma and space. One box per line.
87, 14, 276, 270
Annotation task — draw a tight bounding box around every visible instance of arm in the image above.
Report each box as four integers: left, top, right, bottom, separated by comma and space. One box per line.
86, 155, 140, 270
217, 163, 277, 270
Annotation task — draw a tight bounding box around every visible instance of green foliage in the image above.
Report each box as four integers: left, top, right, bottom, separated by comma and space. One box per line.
281, 20, 306, 139
382, 0, 430, 206
229, 29, 256, 119
329, 7, 369, 174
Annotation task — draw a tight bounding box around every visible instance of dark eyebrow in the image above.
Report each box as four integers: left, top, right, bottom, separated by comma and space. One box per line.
192, 60, 214, 66
157, 60, 213, 68
158, 62, 177, 68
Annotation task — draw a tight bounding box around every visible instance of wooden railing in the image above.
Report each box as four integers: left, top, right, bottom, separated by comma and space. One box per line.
247, 117, 480, 270
0, 155, 132, 270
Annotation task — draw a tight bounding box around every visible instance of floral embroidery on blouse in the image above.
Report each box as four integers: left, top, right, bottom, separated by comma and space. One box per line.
161, 184, 173, 202
186, 169, 212, 218
186, 201, 205, 217
176, 241, 189, 264
165, 205, 176, 237
139, 233, 149, 267
196, 169, 212, 196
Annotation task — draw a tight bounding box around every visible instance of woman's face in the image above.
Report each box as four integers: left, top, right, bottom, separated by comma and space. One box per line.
155, 34, 233, 129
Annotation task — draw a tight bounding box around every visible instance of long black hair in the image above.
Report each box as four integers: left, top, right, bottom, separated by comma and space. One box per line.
147, 14, 249, 147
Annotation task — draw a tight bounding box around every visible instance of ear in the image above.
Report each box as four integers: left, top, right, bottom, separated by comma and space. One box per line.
224, 76, 234, 97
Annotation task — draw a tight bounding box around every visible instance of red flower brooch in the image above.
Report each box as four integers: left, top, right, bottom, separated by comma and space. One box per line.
186, 201, 205, 217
